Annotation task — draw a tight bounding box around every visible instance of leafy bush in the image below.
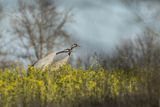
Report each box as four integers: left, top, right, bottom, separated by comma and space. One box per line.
0, 65, 159, 107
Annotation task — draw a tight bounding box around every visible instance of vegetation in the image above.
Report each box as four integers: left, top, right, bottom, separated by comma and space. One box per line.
0, 65, 159, 107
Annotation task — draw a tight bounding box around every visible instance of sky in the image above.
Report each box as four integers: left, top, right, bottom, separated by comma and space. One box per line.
1, 0, 140, 51
55, 0, 140, 54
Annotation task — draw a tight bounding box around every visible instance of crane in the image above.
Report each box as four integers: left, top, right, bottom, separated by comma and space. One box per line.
32, 43, 80, 69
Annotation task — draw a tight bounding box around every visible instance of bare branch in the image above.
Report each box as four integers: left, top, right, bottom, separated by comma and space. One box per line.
12, 0, 72, 63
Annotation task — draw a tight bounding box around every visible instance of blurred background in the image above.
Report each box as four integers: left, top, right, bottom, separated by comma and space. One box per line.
0, 0, 160, 70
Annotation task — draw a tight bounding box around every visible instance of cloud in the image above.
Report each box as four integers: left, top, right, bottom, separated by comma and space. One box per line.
55, 0, 138, 54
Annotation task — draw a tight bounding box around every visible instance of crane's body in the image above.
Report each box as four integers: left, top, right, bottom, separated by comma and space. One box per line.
32, 52, 56, 69
32, 43, 80, 69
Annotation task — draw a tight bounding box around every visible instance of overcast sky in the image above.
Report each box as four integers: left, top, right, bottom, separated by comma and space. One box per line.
55, 0, 140, 53
1, 0, 159, 57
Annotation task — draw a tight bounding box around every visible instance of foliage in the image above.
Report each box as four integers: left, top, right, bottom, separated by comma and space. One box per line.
0, 66, 141, 107
0, 65, 159, 107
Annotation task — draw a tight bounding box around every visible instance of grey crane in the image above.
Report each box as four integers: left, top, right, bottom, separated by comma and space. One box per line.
32, 43, 80, 69
56, 43, 80, 56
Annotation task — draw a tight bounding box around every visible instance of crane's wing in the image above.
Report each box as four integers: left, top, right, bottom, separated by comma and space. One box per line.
34, 52, 56, 69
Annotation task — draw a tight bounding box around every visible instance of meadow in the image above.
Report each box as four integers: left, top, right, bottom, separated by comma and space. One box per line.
0, 65, 159, 107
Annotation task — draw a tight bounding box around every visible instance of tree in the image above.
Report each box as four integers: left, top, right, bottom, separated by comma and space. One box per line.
121, 0, 160, 31
12, 0, 71, 63
98, 28, 160, 71
88, 0, 160, 71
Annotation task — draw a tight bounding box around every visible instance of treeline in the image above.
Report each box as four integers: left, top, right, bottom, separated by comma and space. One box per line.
92, 28, 160, 72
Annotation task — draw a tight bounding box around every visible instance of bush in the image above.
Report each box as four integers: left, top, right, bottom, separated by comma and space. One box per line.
0, 65, 159, 107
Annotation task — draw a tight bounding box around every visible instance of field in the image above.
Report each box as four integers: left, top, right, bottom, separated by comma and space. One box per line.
0, 65, 159, 107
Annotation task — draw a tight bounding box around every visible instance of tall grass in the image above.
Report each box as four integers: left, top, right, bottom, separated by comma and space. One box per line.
0, 65, 159, 107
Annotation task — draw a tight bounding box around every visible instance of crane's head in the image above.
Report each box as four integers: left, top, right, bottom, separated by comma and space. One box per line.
71, 43, 80, 49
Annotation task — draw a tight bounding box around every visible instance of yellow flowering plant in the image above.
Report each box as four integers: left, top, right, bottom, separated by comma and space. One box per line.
0, 65, 144, 107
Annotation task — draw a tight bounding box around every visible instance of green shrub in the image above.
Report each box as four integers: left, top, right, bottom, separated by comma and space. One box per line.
0, 65, 159, 107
